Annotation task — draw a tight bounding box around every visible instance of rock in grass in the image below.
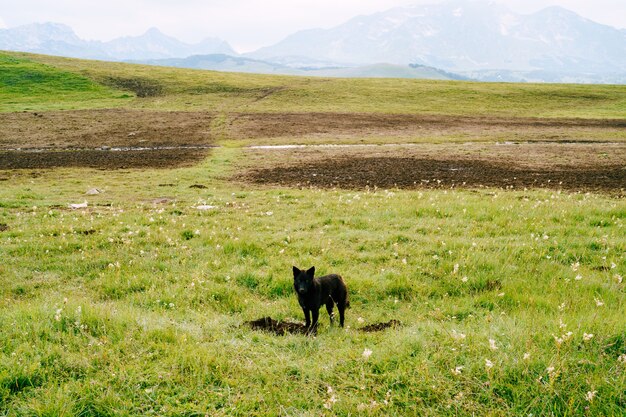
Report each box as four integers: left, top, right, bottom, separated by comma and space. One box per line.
70, 201, 88, 209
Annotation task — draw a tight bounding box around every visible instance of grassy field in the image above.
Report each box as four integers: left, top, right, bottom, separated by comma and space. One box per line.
0, 51, 625, 416
2, 51, 626, 117
0, 54, 132, 112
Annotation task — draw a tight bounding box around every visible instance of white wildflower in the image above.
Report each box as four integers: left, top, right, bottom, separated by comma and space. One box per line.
594, 298, 604, 307
485, 359, 494, 369
451, 366, 464, 375
583, 333, 594, 342
362, 348, 373, 360
571, 262, 580, 271
453, 264, 459, 274
585, 391, 597, 403
461, 276, 468, 283
575, 274, 582, 281
489, 339, 498, 351
384, 390, 391, 406
523, 352, 531, 361
323, 394, 337, 409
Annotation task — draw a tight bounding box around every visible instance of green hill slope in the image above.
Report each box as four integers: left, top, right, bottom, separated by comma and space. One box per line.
2, 51, 626, 118
0, 53, 132, 112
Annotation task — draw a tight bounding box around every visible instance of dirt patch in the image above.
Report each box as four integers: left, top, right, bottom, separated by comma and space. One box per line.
0, 110, 216, 150
229, 112, 626, 143
245, 317, 403, 335
359, 320, 402, 332
101, 76, 164, 98
0, 148, 209, 170
0, 223, 8, 232
239, 143, 626, 194
244, 156, 625, 194
245, 317, 308, 336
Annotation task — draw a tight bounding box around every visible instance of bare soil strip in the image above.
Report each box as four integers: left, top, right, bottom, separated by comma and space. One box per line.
239, 144, 626, 194
0, 149, 209, 170
2, 110, 625, 178
0, 110, 217, 150
2, 110, 624, 151
228, 112, 626, 142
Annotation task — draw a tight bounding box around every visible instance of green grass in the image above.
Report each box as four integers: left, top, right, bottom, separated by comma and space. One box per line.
0, 53, 133, 112
1, 50, 625, 416
0, 148, 625, 416
2, 51, 626, 118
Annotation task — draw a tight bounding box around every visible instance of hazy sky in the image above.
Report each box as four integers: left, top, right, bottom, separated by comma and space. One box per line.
1, 0, 625, 52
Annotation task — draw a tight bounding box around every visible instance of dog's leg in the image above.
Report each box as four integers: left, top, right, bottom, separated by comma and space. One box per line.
303, 308, 311, 329
326, 299, 335, 326
337, 302, 346, 327
310, 309, 319, 335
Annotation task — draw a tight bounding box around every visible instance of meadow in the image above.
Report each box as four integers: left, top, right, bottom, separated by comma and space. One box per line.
0, 51, 625, 416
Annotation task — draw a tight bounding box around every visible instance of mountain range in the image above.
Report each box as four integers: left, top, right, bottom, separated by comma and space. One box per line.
0, 22, 234, 60
131, 54, 468, 80
1, 1, 625, 83
250, 1, 626, 75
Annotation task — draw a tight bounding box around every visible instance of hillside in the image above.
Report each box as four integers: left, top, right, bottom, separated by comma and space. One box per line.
2, 51, 626, 118
0, 53, 130, 111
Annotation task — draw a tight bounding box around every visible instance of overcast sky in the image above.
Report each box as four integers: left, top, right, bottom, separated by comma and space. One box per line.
1, 0, 625, 52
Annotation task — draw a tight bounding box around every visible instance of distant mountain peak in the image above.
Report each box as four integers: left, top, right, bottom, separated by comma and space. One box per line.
142, 27, 169, 38
249, 1, 626, 75
0, 22, 235, 60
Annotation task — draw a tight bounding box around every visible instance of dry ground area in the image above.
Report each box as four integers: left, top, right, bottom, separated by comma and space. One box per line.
1, 110, 625, 192
0, 148, 209, 170
0, 110, 217, 150
2, 110, 625, 151
227, 112, 626, 143
238, 143, 626, 195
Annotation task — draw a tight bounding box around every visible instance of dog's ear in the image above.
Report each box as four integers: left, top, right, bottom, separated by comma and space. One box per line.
306, 266, 315, 278
293, 266, 301, 278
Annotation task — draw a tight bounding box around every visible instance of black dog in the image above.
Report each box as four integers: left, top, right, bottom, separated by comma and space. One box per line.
293, 266, 349, 334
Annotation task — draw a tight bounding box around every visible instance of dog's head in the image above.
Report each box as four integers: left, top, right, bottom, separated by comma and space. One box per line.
293, 266, 315, 295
